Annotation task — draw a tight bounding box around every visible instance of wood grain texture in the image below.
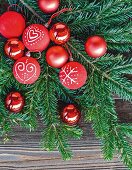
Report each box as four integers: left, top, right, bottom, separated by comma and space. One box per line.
0, 99, 131, 170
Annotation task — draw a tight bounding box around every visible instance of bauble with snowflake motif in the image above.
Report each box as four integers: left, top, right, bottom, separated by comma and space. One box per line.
59, 61, 87, 90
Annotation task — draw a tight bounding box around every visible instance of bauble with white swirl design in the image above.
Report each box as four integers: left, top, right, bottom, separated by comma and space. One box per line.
13, 56, 41, 84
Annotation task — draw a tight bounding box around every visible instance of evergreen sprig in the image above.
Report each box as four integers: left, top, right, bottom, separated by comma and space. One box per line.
0, 0, 132, 168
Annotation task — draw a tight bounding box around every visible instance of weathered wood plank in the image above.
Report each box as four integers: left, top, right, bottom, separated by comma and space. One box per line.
0, 99, 131, 170
116, 100, 132, 122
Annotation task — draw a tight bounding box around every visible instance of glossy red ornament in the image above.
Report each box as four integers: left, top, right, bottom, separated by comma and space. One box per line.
5, 92, 24, 113
4, 38, 25, 60
85, 36, 107, 58
38, 0, 60, 14
46, 46, 69, 68
22, 24, 50, 52
13, 57, 41, 84
61, 104, 81, 126
49, 22, 70, 45
0, 11, 25, 38
59, 61, 87, 90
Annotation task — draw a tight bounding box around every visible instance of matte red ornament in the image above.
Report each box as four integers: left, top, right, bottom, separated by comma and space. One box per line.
46, 46, 69, 68
59, 61, 87, 90
49, 22, 70, 45
4, 38, 25, 60
13, 57, 41, 84
85, 36, 107, 58
0, 11, 25, 38
38, 0, 60, 14
5, 92, 24, 113
22, 24, 50, 52
61, 104, 81, 126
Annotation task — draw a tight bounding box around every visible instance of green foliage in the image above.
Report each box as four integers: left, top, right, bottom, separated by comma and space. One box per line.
102, 130, 116, 160
0, 0, 132, 168
98, 23, 132, 53
118, 123, 132, 138
41, 124, 82, 160
114, 130, 132, 168
67, 38, 132, 168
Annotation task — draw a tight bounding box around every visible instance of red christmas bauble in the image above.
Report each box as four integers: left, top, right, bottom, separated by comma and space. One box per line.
46, 46, 69, 68
61, 104, 81, 126
49, 22, 70, 45
5, 92, 24, 113
22, 24, 50, 52
59, 62, 87, 90
4, 38, 25, 60
13, 57, 41, 84
85, 36, 107, 58
0, 11, 25, 38
38, 0, 60, 14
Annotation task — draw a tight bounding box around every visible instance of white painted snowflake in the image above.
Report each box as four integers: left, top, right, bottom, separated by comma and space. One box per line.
60, 64, 79, 86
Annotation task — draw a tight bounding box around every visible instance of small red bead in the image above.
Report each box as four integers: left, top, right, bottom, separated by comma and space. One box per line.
61, 104, 81, 126
49, 22, 70, 45
5, 92, 24, 113
38, 0, 60, 14
4, 38, 25, 60
46, 46, 69, 68
85, 36, 107, 58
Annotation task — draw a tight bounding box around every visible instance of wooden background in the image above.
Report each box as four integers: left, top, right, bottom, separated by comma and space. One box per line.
0, 1, 132, 169
0, 99, 131, 170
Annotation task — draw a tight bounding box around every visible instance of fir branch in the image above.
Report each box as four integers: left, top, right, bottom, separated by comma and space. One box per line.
24, 81, 41, 130
41, 125, 57, 152
98, 23, 132, 53
109, 64, 132, 75
107, 75, 132, 101
114, 129, 132, 169
18, 0, 46, 23
117, 124, 132, 139
0, 100, 11, 141
37, 65, 72, 158
58, 0, 132, 34
0, 98, 30, 141
41, 124, 82, 160
48, 69, 79, 103
52, 124, 72, 160
105, 57, 132, 75
9, 113, 29, 125
38, 67, 58, 125
39, 64, 83, 160
1, 0, 132, 168
67, 39, 132, 167
97, 0, 132, 25
102, 130, 115, 160
41, 124, 74, 160
83, 73, 117, 138
41, 119, 83, 160
62, 125, 83, 139
67, 40, 132, 101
